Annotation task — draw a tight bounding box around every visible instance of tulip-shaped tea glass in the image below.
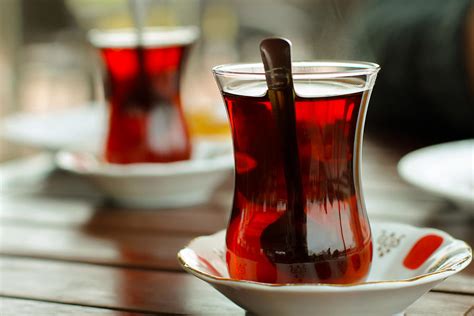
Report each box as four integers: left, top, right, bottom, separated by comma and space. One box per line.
213, 61, 380, 284
90, 27, 198, 164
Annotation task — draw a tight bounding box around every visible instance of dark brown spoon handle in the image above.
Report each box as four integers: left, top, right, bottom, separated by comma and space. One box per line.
259, 38, 307, 262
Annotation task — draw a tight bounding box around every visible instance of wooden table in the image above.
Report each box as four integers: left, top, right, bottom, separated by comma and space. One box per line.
0, 136, 473, 315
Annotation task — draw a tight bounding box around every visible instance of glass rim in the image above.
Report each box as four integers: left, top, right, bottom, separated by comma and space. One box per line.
88, 26, 200, 48
212, 60, 380, 78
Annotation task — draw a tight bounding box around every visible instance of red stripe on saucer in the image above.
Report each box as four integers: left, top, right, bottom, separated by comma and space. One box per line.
403, 234, 443, 270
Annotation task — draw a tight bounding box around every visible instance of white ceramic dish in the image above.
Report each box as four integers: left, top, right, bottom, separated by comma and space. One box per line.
1, 104, 105, 152
178, 222, 471, 316
398, 139, 474, 212
56, 140, 234, 208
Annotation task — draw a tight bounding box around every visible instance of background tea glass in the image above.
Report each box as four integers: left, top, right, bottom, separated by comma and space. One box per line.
213, 61, 379, 284
90, 26, 199, 164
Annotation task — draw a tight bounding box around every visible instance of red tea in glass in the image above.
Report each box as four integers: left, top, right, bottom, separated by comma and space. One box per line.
90, 27, 198, 164
213, 62, 379, 284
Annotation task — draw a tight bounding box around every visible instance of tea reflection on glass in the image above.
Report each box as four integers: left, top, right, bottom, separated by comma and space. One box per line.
213, 62, 379, 284
90, 27, 199, 164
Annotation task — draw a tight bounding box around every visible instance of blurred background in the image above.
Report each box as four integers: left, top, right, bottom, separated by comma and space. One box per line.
0, 0, 366, 159
1, 0, 473, 161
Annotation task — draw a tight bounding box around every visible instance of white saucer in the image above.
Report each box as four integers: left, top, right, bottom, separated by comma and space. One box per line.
56, 140, 234, 208
1, 104, 105, 152
178, 222, 471, 316
398, 139, 474, 212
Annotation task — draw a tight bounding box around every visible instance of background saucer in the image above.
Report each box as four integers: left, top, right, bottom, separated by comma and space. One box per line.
56, 140, 234, 208
398, 139, 474, 213
1, 103, 105, 152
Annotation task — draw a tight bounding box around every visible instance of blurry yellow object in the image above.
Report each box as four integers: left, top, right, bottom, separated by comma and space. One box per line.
186, 110, 230, 139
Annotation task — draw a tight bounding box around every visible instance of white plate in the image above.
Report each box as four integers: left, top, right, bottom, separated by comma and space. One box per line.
398, 140, 474, 212
1, 104, 105, 152
56, 140, 234, 208
178, 222, 471, 316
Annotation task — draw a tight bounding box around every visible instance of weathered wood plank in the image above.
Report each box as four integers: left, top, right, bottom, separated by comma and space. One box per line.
0, 257, 472, 315
0, 224, 195, 271
406, 292, 474, 315
435, 274, 474, 295
0, 195, 231, 235
0, 257, 243, 315
0, 297, 154, 316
